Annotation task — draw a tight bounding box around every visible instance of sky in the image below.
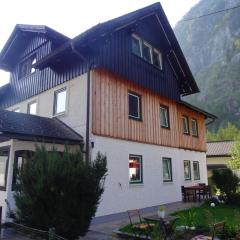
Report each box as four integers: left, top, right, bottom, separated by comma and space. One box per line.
0, 0, 200, 87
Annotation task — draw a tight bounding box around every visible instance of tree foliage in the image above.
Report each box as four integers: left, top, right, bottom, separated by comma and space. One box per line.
228, 142, 240, 171
207, 122, 240, 141
14, 145, 107, 240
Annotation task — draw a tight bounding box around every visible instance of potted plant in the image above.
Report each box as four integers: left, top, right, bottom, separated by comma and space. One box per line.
157, 206, 166, 218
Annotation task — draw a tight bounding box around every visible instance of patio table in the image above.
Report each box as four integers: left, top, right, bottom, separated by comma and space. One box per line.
185, 185, 205, 202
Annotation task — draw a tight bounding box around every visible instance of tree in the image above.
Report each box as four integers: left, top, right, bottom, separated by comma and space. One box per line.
228, 142, 240, 171
14, 145, 107, 240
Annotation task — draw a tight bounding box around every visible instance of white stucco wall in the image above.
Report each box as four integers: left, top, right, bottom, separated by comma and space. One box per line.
7, 74, 88, 138
92, 136, 207, 217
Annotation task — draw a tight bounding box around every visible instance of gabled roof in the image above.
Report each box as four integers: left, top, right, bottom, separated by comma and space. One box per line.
35, 2, 199, 96
0, 110, 83, 144
207, 140, 235, 157
0, 24, 70, 71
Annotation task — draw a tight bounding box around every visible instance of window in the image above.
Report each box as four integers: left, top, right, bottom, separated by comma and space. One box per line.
142, 42, 152, 63
18, 54, 36, 79
131, 34, 163, 70
160, 105, 170, 128
132, 35, 142, 57
27, 101, 37, 115
129, 155, 143, 184
182, 116, 189, 134
128, 92, 141, 120
193, 161, 200, 180
191, 119, 198, 137
54, 88, 67, 115
13, 108, 20, 113
0, 147, 9, 190
162, 157, 172, 182
184, 160, 191, 180
153, 49, 162, 69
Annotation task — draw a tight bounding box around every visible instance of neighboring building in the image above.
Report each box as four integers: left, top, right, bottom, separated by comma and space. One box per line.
207, 141, 234, 177
0, 3, 215, 222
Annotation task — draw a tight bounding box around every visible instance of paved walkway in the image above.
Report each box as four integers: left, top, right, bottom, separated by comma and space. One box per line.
0, 201, 199, 239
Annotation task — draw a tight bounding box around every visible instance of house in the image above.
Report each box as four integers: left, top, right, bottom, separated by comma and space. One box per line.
0, 3, 216, 223
207, 141, 234, 178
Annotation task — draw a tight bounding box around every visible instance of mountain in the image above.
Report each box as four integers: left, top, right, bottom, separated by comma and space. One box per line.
174, 0, 240, 131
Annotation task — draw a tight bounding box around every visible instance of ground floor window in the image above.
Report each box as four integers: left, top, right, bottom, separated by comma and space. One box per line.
193, 161, 200, 180
129, 155, 143, 184
162, 157, 172, 182
0, 147, 10, 190
184, 160, 191, 180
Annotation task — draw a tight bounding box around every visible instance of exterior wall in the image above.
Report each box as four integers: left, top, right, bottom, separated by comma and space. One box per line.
7, 74, 87, 137
92, 69, 206, 152
0, 139, 79, 223
92, 136, 207, 217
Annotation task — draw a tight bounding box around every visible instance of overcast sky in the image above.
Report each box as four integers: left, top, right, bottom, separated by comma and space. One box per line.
0, 0, 200, 86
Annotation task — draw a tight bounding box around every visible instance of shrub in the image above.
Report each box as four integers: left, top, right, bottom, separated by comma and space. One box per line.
211, 168, 239, 197
14, 145, 107, 240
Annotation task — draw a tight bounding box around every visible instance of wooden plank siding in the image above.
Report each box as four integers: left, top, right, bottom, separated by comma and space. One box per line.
92, 69, 206, 152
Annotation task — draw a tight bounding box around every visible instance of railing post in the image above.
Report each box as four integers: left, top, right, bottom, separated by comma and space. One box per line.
49, 227, 55, 240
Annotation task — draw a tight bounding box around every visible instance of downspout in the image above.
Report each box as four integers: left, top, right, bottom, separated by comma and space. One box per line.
70, 41, 94, 163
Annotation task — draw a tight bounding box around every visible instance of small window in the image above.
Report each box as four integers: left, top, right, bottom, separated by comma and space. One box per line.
129, 155, 143, 184
0, 147, 9, 190
132, 35, 142, 57
13, 108, 20, 113
153, 49, 162, 69
142, 42, 152, 63
54, 88, 67, 115
162, 157, 172, 182
193, 161, 200, 180
191, 119, 198, 137
18, 54, 36, 79
128, 92, 141, 120
27, 101, 37, 115
184, 160, 191, 180
160, 105, 170, 128
182, 116, 189, 135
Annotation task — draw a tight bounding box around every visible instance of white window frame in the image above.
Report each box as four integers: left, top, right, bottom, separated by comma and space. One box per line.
153, 48, 163, 70
142, 41, 153, 63
184, 160, 191, 180
160, 105, 169, 128
193, 161, 200, 180
27, 101, 37, 115
162, 157, 173, 182
128, 92, 141, 120
191, 119, 198, 137
131, 34, 142, 57
182, 116, 190, 134
53, 87, 67, 116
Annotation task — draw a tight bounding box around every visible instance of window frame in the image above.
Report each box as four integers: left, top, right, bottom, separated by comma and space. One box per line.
53, 87, 67, 116
184, 160, 191, 180
131, 34, 142, 57
191, 118, 198, 137
193, 161, 200, 180
129, 154, 143, 184
162, 157, 173, 182
160, 105, 170, 129
152, 48, 163, 70
18, 53, 37, 79
0, 146, 10, 191
142, 41, 153, 63
128, 91, 142, 121
27, 101, 37, 115
182, 115, 190, 135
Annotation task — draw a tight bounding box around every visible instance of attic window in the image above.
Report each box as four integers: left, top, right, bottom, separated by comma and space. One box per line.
131, 34, 163, 70
18, 54, 36, 79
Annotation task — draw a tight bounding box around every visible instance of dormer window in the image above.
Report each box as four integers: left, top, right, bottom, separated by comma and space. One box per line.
18, 54, 36, 79
131, 34, 163, 70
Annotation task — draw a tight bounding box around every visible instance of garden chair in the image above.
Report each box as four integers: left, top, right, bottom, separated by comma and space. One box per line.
127, 209, 154, 239
198, 185, 211, 201
181, 186, 195, 202
191, 221, 225, 240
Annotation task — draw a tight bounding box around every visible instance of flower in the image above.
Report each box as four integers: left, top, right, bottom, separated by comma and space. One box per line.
210, 202, 216, 207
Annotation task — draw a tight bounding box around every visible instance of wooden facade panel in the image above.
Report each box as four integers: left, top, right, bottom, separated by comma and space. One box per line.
92, 69, 206, 152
